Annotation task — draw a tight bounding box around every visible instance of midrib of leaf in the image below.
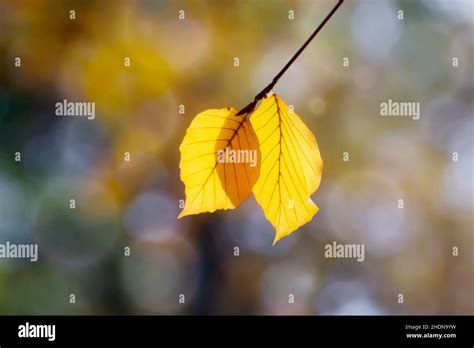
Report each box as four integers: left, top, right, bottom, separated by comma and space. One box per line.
186, 114, 249, 210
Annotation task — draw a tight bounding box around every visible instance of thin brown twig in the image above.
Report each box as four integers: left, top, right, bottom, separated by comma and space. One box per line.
236, 0, 344, 116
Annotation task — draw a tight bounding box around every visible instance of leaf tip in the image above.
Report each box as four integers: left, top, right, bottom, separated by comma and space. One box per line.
272, 236, 279, 246
177, 209, 188, 219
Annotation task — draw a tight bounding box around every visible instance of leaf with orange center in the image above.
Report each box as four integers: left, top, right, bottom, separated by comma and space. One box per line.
178, 108, 259, 218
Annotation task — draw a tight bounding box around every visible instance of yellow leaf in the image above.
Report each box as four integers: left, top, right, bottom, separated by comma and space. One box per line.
250, 94, 323, 244
178, 108, 259, 218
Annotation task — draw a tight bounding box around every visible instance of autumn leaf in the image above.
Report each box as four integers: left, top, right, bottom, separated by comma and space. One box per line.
178, 108, 259, 218
177, 0, 343, 244
249, 94, 323, 244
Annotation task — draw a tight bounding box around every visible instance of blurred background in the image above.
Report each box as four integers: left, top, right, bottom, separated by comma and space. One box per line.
0, 0, 472, 315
